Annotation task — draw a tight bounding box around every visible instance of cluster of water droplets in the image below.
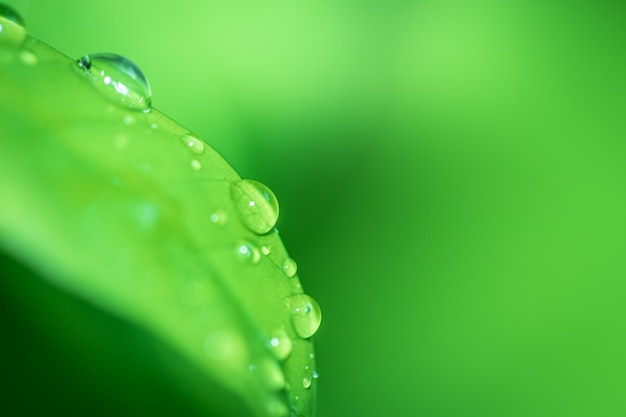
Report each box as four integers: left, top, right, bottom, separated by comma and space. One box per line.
0, 4, 322, 412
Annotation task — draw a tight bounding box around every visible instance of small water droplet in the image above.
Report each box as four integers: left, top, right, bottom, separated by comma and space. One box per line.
287, 294, 322, 339
0, 4, 26, 46
282, 257, 297, 278
236, 241, 261, 264
77, 53, 152, 112
191, 159, 202, 170
231, 179, 279, 235
20, 50, 36, 65
312, 370, 319, 379
261, 245, 271, 255
123, 114, 135, 125
180, 133, 205, 155
302, 377, 312, 389
268, 329, 293, 361
209, 209, 227, 225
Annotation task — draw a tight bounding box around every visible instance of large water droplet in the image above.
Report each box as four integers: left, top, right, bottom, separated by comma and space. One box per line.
282, 257, 298, 278
77, 53, 152, 112
231, 179, 279, 235
0, 4, 26, 46
268, 329, 293, 361
180, 133, 205, 155
302, 377, 312, 389
287, 294, 322, 339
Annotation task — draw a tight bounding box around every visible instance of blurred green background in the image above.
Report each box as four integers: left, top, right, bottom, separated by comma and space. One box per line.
3, 0, 626, 415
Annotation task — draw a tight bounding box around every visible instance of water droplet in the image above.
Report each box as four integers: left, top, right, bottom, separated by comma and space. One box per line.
268, 329, 293, 361
282, 257, 297, 278
230, 179, 279, 235
287, 294, 322, 339
0, 4, 26, 46
302, 377, 312, 389
209, 209, 227, 225
180, 133, 205, 155
77, 53, 152, 112
191, 159, 202, 170
123, 114, 135, 125
312, 370, 319, 379
261, 245, 271, 255
20, 50, 36, 65
236, 241, 261, 264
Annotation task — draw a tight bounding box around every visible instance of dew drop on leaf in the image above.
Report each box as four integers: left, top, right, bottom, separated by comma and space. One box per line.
190, 159, 202, 170
287, 294, 322, 339
236, 240, 261, 264
209, 209, 227, 225
0, 3, 26, 46
302, 377, 312, 389
268, 328, 293, 361
282, 257, 297, 278
261, 245, 271, 256
180, 133, 205, 155
20, 50, 36, 66
230, 179, 279, 235
76, 53, 152, 112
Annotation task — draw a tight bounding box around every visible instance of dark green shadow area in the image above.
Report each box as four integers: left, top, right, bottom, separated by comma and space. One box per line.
0, 250, 251, 417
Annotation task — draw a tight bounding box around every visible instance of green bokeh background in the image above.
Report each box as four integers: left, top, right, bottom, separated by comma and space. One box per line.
3, 0, 626, 415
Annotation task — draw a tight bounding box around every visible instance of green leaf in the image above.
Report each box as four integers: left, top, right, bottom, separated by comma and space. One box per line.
0, 11, 319, 417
